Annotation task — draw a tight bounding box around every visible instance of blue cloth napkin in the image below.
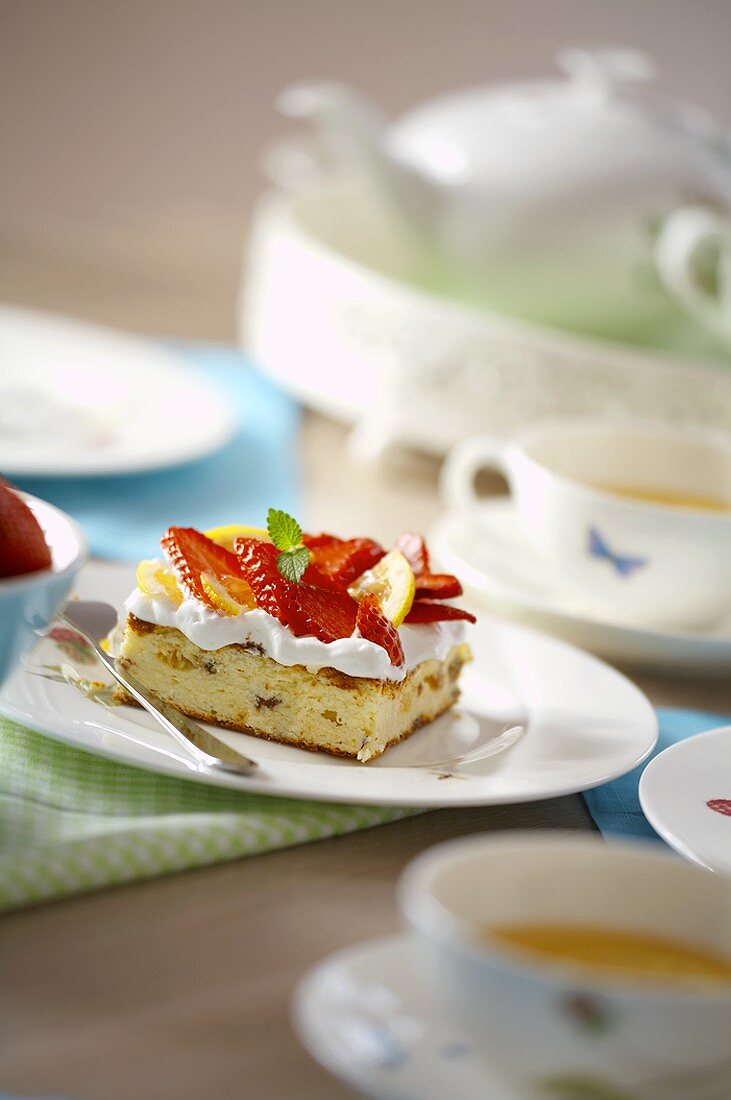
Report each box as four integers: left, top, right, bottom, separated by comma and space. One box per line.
583, 707, 730, 841
11, 345, 299, 560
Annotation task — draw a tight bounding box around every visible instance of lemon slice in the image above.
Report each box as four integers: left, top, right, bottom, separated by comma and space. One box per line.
136, 560, 183, 607
204, 524, 269, 551
200, 572, 255, 616
348, 549, 415, 627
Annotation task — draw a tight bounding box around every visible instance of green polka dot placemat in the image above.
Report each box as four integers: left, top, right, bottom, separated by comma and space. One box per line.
0, 718, 417, 912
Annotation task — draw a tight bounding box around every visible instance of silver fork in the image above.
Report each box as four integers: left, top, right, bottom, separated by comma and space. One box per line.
59, 600, 259, 777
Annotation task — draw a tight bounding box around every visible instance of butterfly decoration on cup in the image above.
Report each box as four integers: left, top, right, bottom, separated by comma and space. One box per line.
587, 527, 648, 578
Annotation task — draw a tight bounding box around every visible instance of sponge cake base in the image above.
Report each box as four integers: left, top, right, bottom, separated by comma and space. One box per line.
114, 613, 471, 762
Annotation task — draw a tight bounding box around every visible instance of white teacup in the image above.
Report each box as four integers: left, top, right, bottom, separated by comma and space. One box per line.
441, 421, 731, 629
399, 833, 731, 1100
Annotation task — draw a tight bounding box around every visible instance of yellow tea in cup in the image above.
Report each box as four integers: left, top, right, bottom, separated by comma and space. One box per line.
594, 483, 731, 512
488, 923, 731, 989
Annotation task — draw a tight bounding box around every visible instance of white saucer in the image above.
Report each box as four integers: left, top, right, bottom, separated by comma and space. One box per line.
293, 932, 516, 1100
0, 560, 657, 808
0, 305, 236, 476
430, 502, 731, 675
639, 725, 731, 873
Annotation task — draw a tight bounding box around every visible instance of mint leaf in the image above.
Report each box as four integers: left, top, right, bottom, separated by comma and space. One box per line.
267, 507, 302, 552
277, 546, 310, 583
268, 508, 310, 581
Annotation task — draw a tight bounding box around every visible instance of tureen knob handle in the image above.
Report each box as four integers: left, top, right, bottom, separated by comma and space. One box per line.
557, 47, 656, 99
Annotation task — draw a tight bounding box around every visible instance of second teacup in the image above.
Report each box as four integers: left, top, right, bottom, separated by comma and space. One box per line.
441, 420, 731, 629
399, 832, 731, 1100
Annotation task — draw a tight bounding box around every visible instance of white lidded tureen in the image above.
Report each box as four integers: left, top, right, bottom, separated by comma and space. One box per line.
280, 48, 731, 343
241, 48, 731, 462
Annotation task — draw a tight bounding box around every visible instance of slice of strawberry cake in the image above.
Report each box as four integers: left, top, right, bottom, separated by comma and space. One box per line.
112, 510, 474, 762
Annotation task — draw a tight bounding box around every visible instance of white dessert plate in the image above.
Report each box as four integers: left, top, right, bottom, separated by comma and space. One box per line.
0, 305, 236, 476
639, 725, 731, 873
0, 561, 657, 807
293, 932, 515, 1100
430, 502, 731, 675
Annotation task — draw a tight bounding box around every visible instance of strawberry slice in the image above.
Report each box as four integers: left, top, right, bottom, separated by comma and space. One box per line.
302, 532, 341, 550
356, 593, 404, 666
162, 527, 252, 611
394, 532, 430, 576
293, 584, 358, 642
302, 561, 348, 593
405, 603, 476, 624
414, 573, 463, 600
234, 537, 299, 628
235, 537, 358, 639
304, 534, 385, 587
0, 483, 52, 578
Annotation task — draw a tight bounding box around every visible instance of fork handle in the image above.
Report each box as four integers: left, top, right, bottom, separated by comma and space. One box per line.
107, 657, 258, 776
61, 618, 258, 777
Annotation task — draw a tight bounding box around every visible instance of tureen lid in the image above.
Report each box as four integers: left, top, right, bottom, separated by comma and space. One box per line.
388, 49, 730, 194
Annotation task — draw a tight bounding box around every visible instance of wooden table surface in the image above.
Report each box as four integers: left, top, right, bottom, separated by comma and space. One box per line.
3, 348, 731, 1100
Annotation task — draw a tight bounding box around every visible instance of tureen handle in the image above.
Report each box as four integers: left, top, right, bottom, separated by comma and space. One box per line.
655, 205, 731, 345
557, 48, 656, 98
277, 82, 439, 241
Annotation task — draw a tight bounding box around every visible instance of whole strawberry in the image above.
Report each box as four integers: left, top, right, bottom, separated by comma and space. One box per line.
0, 483, 53, 578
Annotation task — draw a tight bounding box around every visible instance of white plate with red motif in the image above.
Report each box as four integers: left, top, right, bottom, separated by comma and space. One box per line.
0, 561, 657, 807
640, 725, 731, 873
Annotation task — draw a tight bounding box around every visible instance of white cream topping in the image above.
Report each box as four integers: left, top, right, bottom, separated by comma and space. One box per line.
124, 587, 466, 682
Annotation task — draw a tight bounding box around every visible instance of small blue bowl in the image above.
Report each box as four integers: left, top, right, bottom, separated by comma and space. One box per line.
0, 492, 87, 686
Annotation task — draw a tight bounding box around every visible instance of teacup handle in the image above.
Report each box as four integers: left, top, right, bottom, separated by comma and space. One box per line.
655, 205, 731, 342
440, 436, 507, 514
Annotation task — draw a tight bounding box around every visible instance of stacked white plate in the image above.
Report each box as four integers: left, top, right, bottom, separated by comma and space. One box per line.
0, 305, 235, 477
